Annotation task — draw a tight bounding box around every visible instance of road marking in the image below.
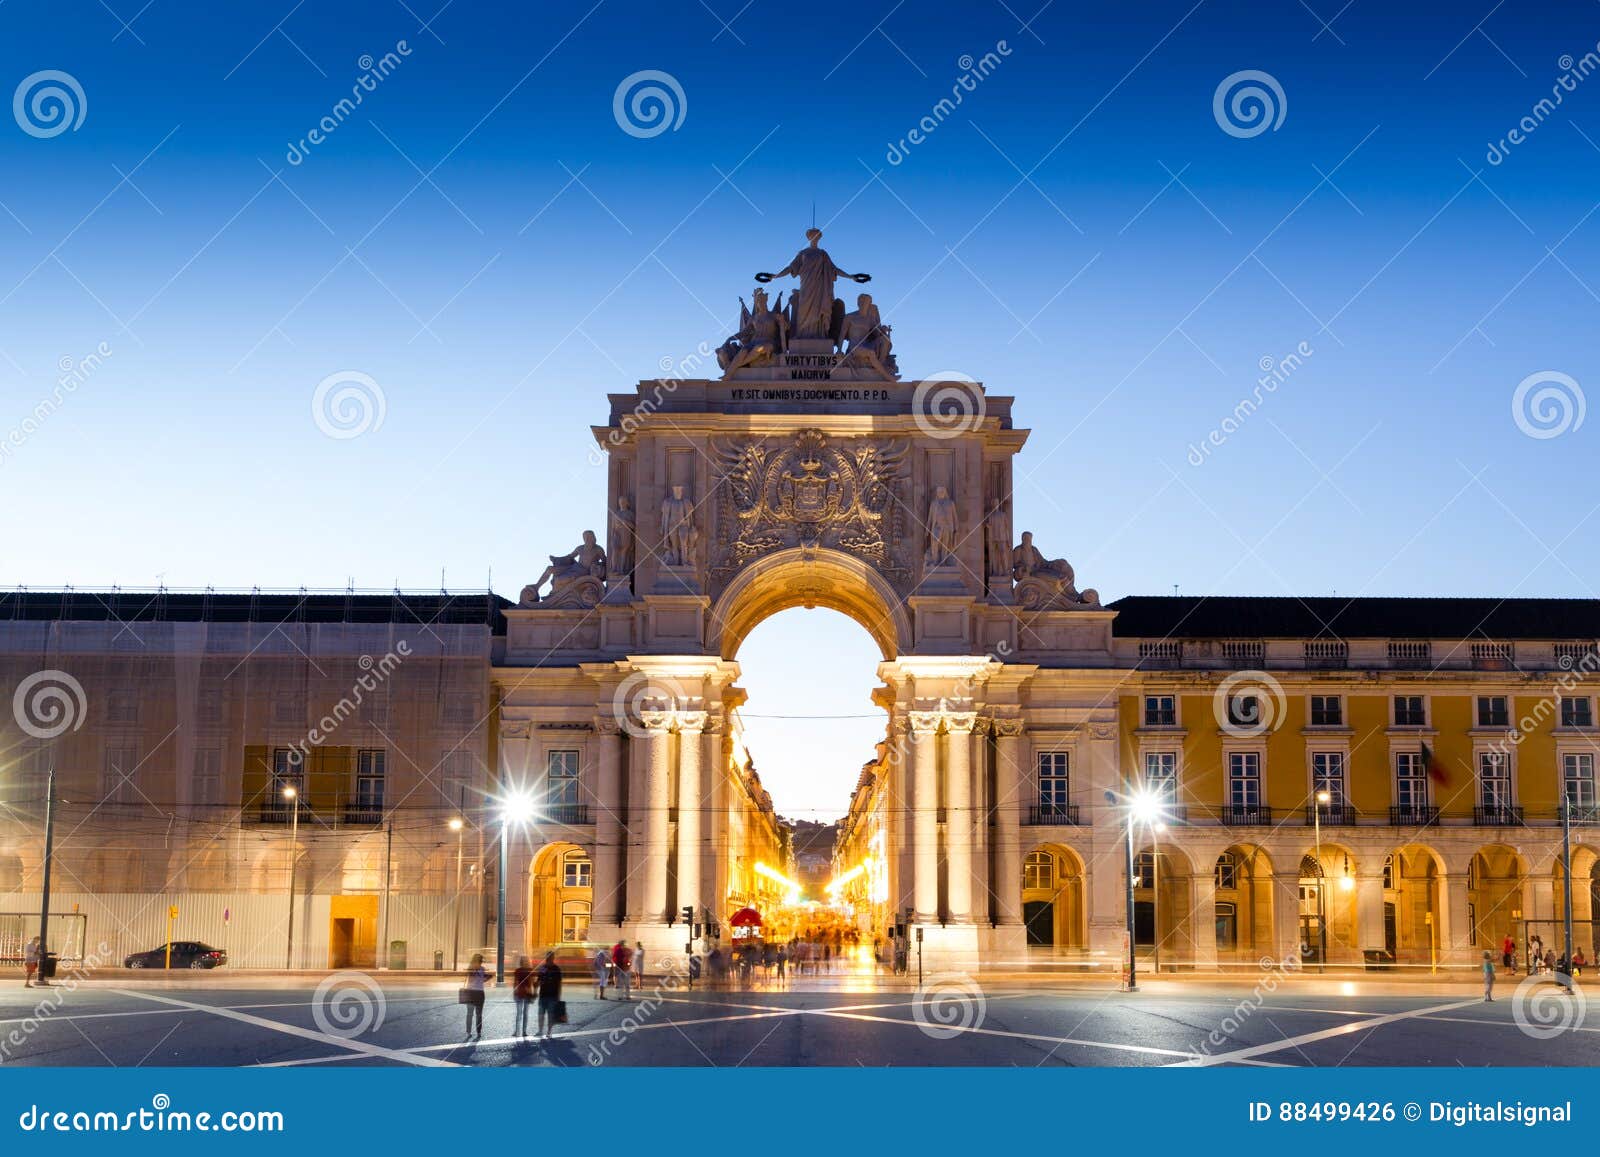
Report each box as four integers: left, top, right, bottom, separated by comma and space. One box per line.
1175, 998, 1486, 1067
112, 989, 459, 1068
812, 1009, 1194, 1059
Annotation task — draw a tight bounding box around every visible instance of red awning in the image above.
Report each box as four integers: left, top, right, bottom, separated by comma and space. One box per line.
729, 906, 762, 927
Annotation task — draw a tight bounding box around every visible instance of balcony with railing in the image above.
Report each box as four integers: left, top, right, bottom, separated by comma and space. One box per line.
1389, 804, 1440, 826
1024, 803, 1081, 826
1473, 804, 1524, 826
1306, 803, 1356, 826
1220, 803, 1273, 825
1304, 639, 1348, 669
541, 803, 592, 825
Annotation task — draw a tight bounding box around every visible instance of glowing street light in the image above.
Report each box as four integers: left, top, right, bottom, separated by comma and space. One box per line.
495, 790, 538, 983
283, 783, 300, 970
1105, 786, 1169, 993
448, 816, 465, 971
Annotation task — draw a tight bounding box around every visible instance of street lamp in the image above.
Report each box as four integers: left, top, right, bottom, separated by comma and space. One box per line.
283, 784, 300, 970
1312, 789, 1330, 970
448, 817, 465, 971
1106, 787, 1166, 992
495, 790, 537, 983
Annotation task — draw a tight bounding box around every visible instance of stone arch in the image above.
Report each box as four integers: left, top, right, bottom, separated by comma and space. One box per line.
709, 547, 913, 661
529, 840, 593, 948
1389, 842, 1446, 967
1133, 842, 1195, 966
1021, 842, 1086, 952
1298, 842, 1359, 964
1214, 843, 1274, 960
1469, 843, 1528, 952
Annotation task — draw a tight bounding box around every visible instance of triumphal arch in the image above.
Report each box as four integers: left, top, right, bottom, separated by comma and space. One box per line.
492, 228, 1126, 969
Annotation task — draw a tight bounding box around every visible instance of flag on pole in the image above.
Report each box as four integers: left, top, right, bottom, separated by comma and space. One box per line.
1422, 741, 1449, 786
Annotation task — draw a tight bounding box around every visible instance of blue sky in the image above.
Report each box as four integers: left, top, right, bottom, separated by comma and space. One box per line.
4, 0, 1599, 817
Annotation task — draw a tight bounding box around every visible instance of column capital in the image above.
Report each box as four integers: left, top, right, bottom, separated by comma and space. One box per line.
637, 708, 675, 732
674, 709, 709, 734
943, 710, 978, 734
593, 715, 622, 736
907, 709, 943, 733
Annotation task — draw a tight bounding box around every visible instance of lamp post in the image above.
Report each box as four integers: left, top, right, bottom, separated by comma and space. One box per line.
449, 817, 465, 972
1562, 791, 1576, 994
283, 784, 299, 970
495, 791, 536, 984
1106, 787, 1164, 993
1313, 789, 1330, 971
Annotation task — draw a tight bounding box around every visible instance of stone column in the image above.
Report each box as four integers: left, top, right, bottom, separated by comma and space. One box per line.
888, 719, 912, 917
1356, 872, 1386, 955
592, 718, 625, 929
639, 709, 674, 926
992, 718, 1024, 927
1272, 872, 1303, 964
944, 708, 977, 923
675, 710, 707, 920
703, 718, 725, 926
910, 709, 942, 924
1192, 871, 1219, 969
1442, 872, 1472, 963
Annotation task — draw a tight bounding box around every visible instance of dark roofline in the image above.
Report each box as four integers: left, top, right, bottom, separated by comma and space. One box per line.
0, 589, 512, 633
1107, 595, 1600, 640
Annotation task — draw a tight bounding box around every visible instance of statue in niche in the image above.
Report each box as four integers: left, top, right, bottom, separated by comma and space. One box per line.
926, 485, 958, 566
986, 498, 1011, 578
660, 484, 698, 567
1010, 530, 1099, 609
718, 288, 788, 375
836, 293, 898, 379
756, 227, 870, 339
608, 496, 635, 577
524, 530, 606, 607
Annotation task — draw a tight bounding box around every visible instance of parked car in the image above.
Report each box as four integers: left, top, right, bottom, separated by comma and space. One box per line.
123, 942, 228, 969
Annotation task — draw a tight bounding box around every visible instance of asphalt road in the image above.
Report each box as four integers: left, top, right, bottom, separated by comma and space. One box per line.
2, 975, 1595, 1068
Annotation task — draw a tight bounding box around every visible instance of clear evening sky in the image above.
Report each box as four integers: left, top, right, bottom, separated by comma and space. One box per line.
3, 1, 1598, 819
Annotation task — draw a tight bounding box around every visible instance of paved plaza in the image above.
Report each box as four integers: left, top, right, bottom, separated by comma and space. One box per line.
3, 972, 1595, 1068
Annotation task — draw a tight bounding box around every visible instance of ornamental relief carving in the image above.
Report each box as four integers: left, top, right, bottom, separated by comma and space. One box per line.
711, 428, 910, 592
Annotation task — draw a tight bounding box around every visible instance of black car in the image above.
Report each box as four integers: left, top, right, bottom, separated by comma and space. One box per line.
123, 942, 228, 969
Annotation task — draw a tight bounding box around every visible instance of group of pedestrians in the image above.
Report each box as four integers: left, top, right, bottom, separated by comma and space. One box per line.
459, 951, 564, 1040
1484, 933, 1592, 1001
592, 939, 645, 1001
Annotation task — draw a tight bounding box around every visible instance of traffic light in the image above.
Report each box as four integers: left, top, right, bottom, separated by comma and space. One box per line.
680, 905, 694, 927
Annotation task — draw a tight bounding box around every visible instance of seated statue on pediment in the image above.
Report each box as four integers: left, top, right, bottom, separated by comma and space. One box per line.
522, 530, 606, 608
1011, 531, 1100, 610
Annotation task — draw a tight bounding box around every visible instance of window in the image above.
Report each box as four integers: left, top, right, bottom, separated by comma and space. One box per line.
1382, 853, 1394, 889
1395, 751, 1429, 809
1225, 693, 1262, 731
438, 749, 480, 812
272, 695, 302, 724
106, 690, 139, 724
1143, 695, 1176, 726
1477, 696, 1509, 728
1563, 753, 1596, 809
1133, 851, 1158, 888
102, 744, 140, 804
1142, 751, 1177, 803
1478, 751, 1512, 808
1023, 850, 1056, 891
562, 849, 592, 889
271, 747, 305, 803
1227, 751, 1261, 808
196, 687, 224, 724
192, 748, 222, 807
1312, 751, 1346, 807
1037, 752, 1070, 809
1310, 695, 1342, 726
561, 900, 590, 943
356, 749, 386, 810
546, 749, 581, 807
1561, 697, 1594, 728
440, 693, 479, 725
1393, 695, 1426, 726
1214, 852, 1237, 890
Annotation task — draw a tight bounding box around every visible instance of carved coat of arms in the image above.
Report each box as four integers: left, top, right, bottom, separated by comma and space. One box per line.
712, 428, 908, 585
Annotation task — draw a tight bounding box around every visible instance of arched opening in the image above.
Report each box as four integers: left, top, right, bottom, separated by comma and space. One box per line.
1550, 844, 1600, 963
1388, 844, 1445, 967
710, 547, 908, 661
1022, 843, 1086, 954
729, 605, 887, 961
1213, 845, 1273, 961
528, 841, 593, 949
1469, 844, 1528, 954
1133, 843, 1194, 968
1299, 844, 1359, 964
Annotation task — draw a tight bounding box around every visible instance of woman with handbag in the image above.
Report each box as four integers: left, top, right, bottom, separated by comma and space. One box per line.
460, 952, 488, 1039
535, 950, 564, 1040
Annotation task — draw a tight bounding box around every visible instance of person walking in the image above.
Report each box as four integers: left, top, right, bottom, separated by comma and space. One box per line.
632, 941, 646, 988
1501, 933, 1516, 974
512, 955, 535, 1038
1530, 934, 1544, 973
535, 950, 563, 1040
23, 936, 40, 988
612, 939, 633, 1001
462, 952, 488, 1039
593, 945, 611, 999
1482, 949, 1496, 1002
